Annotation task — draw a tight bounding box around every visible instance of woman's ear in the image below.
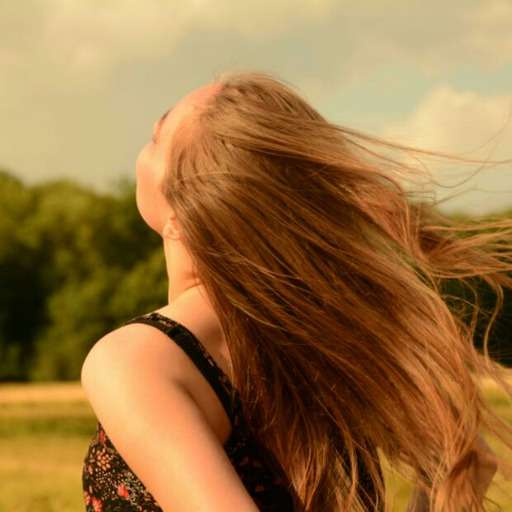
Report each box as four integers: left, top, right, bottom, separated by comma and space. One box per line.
162, 212, 182, 240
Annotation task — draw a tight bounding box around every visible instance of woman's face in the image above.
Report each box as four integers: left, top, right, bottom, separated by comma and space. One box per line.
135, 83, 220, 234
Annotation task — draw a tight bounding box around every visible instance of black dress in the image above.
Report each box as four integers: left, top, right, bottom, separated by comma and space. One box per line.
82, 312, 295, 511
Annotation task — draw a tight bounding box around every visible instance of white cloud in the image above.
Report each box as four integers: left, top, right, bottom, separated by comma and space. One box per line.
253, 0, 512, 100
382, 85, 512, 154
1, 0, 511, 208
465, 0, 512, 68
381, 85, 512, 214
192, 0, 334, 38
0, 0, 337, 95
42, 0, 195, 63
1, 0, 511, 96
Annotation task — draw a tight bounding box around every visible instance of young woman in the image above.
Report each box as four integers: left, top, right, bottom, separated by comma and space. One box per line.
82, 72, 512, 511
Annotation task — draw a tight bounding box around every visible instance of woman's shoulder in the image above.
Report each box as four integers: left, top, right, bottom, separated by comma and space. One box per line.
81, 310, 233, 446
80, 318, 258, 512
81, 317, 200, 389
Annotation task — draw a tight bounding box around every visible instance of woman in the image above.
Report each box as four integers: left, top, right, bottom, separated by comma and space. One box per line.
82, 72, 512, 511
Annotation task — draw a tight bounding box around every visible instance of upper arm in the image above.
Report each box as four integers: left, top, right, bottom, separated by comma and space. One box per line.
81, 324, 258, 512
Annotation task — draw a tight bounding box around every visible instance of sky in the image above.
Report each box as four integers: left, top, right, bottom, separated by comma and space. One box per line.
1, 0, 511, 215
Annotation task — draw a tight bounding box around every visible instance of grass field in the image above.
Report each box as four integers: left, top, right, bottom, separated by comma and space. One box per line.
0, 384, 97, 512
0, 382, 511, 511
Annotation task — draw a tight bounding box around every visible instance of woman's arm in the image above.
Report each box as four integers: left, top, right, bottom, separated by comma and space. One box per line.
82, 323, 259, 512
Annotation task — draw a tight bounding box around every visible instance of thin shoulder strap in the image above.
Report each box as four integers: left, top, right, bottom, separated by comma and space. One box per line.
126, 312, 236, 423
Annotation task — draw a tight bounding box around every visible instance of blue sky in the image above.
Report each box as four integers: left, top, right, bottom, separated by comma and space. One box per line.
1, 0, 511, 214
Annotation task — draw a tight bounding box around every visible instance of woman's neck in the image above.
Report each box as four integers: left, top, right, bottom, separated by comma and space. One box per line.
163, 237, 199, 303
159, 284, 226, 354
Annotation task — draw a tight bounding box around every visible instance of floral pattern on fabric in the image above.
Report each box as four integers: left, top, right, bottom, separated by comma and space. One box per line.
82, 313, 295, 511
83, 415, 295, 511
83, 424, 164, 511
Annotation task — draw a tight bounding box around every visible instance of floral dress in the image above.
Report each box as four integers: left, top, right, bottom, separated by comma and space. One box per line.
82, 312, 295, 511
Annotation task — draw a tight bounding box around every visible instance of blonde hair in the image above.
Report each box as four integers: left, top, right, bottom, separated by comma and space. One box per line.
163, 72, 512, 511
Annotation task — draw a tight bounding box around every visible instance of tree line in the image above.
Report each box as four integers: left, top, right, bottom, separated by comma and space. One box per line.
0, 171, 166, 380
0, 170, 510, 381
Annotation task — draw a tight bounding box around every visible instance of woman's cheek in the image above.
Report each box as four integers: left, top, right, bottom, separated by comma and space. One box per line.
135, 148, 170, 234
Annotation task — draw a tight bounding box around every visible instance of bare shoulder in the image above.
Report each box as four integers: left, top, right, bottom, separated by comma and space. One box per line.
82, 320, 232, 445
81, 321, 198, 390
81, 321, 198, 446
81, 323, 256, 511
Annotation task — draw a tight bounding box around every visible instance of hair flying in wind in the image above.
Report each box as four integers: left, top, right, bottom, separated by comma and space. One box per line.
162, 72, 512, 511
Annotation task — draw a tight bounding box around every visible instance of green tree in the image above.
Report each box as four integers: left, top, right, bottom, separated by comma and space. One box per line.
26, 180, 166, 380
31, 248, 167, 380
0, 172, 166, 381
0, 172, 46, 379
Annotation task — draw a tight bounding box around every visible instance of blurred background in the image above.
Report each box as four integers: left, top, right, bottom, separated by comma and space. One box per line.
0, 0, 511, 510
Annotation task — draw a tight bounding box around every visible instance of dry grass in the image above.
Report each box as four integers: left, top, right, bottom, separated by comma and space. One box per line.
0, 436, 88, 512
0, 382, 88, 404
1, 372, 508, 403
0, 380, 511, 511
0, 383, 94, 512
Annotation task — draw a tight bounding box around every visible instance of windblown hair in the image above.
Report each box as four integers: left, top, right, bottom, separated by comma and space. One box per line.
163, 72, 512, 511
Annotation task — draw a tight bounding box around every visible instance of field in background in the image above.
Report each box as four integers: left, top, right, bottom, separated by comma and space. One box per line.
0, 383, 97, 512
0, 382, 511, 512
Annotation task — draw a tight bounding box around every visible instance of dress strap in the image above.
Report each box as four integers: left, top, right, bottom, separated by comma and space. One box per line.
125, 312, 236, 423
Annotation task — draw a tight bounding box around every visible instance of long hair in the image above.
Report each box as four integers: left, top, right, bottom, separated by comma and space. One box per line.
162, 72, 512, 511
